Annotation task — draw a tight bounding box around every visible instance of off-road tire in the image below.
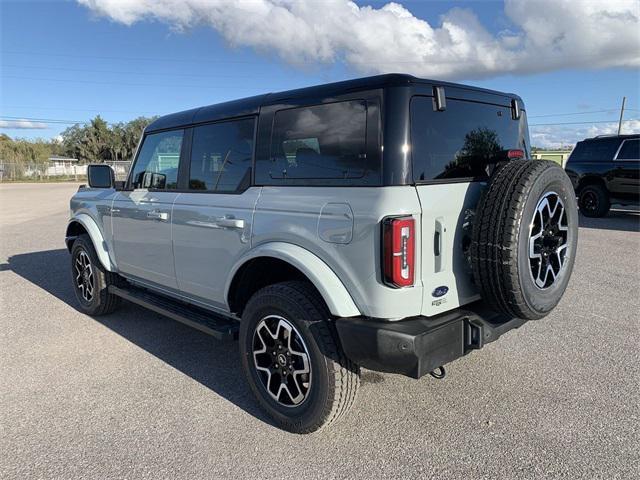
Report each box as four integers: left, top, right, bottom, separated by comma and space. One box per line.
470, 160, 578, 320
578, 183, 610, 218
239, 281, 359, 434
71, 234, 121, 316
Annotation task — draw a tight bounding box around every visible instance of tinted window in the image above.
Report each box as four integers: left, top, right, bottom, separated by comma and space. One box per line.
130, 130, 183, 189
189, 118, 255, 192
410, 96, 529, 181
616, 139, 639, 160
568, 138, 620, 163
259, 100, 371, 184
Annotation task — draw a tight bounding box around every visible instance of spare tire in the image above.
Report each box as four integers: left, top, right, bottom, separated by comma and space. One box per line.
470, 160, 578, 320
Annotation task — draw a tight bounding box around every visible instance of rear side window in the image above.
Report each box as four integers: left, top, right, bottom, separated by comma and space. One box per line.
410, 96, 529, 182
569, 138, 621, 163
188, 118, 255, 192
257, 100, 375, 185
130, 129, 184, 189
616, 139, 639, 160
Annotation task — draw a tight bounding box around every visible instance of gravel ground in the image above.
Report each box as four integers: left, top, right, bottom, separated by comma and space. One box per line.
1, 182, 639, 480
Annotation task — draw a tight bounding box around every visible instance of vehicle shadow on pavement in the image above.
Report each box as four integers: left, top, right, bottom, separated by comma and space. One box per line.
578, 210, 640, 232
7, 248, 276, 427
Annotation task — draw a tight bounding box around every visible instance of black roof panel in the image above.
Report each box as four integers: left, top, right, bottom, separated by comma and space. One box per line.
146, 73, 523, 132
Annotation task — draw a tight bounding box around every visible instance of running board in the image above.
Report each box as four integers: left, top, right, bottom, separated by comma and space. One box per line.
108, 285, 238, 341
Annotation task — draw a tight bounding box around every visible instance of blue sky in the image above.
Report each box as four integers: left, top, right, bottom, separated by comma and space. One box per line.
1, 0, 638, 147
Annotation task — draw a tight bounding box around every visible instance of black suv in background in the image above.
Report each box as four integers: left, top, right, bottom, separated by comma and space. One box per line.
565, 134, 639, 217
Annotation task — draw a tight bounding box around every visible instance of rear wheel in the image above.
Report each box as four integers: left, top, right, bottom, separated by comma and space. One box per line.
70, 234, 121, 316
471, 160, 578, 320
578, 183, 610, 217
239, 281, 359, 433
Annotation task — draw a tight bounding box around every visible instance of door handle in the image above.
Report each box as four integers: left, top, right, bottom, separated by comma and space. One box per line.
214, 216, 245, 229
147, 210, 169, 221
434, 217, 445, 273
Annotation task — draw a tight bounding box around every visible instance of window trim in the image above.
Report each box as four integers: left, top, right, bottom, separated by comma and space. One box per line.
613, 138, 640, 162
409, 94, 526, 185
182, 115, 258, 195
125, 127, 187, 192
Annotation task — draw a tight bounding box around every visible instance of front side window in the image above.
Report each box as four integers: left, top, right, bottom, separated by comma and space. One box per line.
189, 118, 255, 192
130, 129, 184, 189
410, 96, 529, 181
616, 139, 639, 160
258, 100, 373, 185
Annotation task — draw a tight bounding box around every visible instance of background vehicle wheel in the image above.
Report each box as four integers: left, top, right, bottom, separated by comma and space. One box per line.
239, 281, 359, 433
578, 184, 610, 217
471, 160, 578, 320
70, 234, 121, 316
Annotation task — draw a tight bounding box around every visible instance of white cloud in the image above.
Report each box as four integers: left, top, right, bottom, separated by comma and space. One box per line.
0, 119, 49, 130
77, 0, 639, 79
531, 119, 640, 149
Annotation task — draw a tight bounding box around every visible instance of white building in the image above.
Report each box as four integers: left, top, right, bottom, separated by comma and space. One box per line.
47, 157, 86, 176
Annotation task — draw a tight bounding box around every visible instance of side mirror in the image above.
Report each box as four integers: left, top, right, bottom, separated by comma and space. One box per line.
87, 164, 115, 189
142, 171, 166, 189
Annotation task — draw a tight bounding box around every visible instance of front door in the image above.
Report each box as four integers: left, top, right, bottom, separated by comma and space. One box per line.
171, 117, 257, 309
112, 128, 185, 290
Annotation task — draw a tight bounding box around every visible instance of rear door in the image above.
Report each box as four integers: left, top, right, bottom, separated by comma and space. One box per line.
112, 129, 184, 289
410, 95, 530, 316
171, 117, 258, 309
612, 138, 640, 201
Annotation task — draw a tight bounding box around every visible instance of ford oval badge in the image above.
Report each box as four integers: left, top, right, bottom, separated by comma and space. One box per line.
432, 286, 449, 298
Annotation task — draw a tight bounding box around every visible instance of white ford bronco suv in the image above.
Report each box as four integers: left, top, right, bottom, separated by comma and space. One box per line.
67, 74, 578, 433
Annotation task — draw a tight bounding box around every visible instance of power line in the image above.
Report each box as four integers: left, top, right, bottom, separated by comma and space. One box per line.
2, 105, 160, 115
2, 49, 252, 65
1, 48, 620, 65
1, 63, 259, 79
1, 74, 274, 90
530, 119, 638, 126
0, 116, 85, 125
528, 109, 617, 118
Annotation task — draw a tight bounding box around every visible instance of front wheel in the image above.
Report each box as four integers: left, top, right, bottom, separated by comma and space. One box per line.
239, 281, 359, 433
70, 234, 121, 316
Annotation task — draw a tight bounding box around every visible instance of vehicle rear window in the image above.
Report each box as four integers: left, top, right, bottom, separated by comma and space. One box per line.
616, 139, 639, 160
410, 96, 529, 182
188, 118, 255, 192
256, 100, 377, 185
568, 138, 621, 163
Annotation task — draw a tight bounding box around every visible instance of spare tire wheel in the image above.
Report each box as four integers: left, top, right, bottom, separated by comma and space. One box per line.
470, 160, 578, 320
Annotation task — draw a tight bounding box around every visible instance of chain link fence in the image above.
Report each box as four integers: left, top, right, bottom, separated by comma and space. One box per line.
0, 161, 131, 182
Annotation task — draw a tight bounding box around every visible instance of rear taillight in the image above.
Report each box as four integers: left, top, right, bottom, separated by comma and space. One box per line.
382, 217, 415, 288
507, 149, 525, 159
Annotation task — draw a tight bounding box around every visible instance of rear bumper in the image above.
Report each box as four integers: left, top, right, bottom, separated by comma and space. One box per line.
335, 301, 528, 379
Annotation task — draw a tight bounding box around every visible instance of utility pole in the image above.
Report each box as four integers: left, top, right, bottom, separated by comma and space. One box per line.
617, 96, 626, 135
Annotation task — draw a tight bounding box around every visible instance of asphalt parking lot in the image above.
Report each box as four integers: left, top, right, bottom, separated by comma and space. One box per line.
1, 182, 639, 479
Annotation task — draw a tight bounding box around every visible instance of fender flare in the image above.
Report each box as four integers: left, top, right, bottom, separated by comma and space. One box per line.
225, 242, 361, 318
66, 213, 116, 272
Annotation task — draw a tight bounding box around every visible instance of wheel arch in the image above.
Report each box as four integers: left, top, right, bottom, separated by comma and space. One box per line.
226, 242, 361, 318
66, 214, 116, 272
576, 175, 607, 193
